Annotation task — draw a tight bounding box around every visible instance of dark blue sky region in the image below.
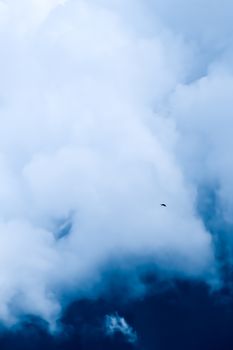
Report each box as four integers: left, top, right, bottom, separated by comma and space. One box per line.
1, 278, 233, 350
0, 281, 233, 350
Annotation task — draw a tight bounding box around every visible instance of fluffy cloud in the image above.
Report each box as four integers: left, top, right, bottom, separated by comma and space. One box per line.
0, 0, 231, 327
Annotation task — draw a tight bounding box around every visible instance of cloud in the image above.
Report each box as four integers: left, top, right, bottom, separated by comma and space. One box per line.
0, 0, 231, 328
104, 313, 137, 344
170, 65, 233, 212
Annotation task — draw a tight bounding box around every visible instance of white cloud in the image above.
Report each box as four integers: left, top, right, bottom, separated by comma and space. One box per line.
0, 0, 232, 328
170, 64, 233, 224
105, 313, 137, 344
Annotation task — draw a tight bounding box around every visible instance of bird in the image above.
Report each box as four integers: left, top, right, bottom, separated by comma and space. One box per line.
160, 203, 167, 207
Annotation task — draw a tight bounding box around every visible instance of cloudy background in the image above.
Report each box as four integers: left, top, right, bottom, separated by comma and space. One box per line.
0, 0, 233, 348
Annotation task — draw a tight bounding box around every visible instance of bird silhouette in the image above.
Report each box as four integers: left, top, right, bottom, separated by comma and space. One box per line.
160, 203, 167, 207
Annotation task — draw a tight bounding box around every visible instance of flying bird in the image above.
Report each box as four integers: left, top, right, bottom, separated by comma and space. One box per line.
160, 203, 167, 207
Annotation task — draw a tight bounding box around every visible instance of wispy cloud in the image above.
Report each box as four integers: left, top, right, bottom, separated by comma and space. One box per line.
104, 313, 137, 344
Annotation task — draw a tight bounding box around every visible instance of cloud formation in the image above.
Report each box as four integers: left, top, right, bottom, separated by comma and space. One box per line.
104, 313, 137, 344
0, 0, 232, 327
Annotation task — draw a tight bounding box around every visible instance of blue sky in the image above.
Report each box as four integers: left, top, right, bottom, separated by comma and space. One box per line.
0, 0, 233, 348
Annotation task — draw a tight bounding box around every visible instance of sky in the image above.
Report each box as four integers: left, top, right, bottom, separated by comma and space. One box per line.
0, 0, 233, 349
